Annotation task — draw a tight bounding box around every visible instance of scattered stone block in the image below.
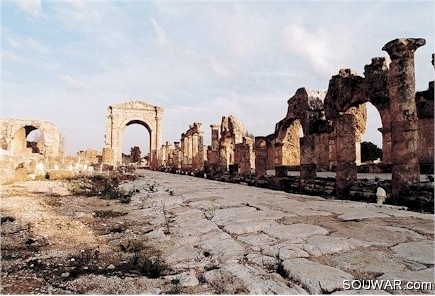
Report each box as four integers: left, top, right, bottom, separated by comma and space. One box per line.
48, 169, 75, 180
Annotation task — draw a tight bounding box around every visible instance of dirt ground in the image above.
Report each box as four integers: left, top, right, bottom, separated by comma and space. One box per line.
0, 177, 211, 294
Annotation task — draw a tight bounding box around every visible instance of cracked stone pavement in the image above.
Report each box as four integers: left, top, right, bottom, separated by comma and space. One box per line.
126, 170, 434, 294
1, 169, 433, 294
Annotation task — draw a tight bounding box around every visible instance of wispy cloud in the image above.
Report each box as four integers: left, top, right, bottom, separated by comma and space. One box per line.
282, 23, 356, 77
58, 74, 86, 90
14, 0, 41, 16
150, 18, 169, 47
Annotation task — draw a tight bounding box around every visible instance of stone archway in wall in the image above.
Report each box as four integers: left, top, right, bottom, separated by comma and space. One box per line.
103, 100, 164, 168
0, 119, 60, 157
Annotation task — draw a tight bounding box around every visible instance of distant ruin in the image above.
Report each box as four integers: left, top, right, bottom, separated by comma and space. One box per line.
160, 38, 434, 200
1, 38, 433, 204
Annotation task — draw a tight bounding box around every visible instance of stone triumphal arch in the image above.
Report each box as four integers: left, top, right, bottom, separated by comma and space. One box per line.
102, 100, 164, 168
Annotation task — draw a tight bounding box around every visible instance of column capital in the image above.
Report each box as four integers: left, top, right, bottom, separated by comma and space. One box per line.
382, 38, 426, 60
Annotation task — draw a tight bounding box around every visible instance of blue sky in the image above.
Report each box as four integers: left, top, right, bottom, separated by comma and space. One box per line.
1, 0, 434, 155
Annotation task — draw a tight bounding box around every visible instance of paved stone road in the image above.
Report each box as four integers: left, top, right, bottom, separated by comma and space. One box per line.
125, 170, 434, 294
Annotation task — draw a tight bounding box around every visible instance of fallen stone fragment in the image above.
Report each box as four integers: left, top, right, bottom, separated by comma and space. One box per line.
282, 258, 354, 294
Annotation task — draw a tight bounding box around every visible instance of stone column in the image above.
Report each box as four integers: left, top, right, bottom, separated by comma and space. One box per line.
255, 137, 268, 177
187, 135, 193, 169
300, 135, 317, 187
180, 134, 186, 170
335, 114, 357, 196
191, 133, 199, 171
210, 124, 220, 150
382, 38, 425, 196
197, 131, 205, 171
174, 142, 181, 169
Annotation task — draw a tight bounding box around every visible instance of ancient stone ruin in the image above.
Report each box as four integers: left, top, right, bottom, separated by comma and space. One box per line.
102, 100, 163, 169
1, 38, 433, 205
0, 119, 60, 158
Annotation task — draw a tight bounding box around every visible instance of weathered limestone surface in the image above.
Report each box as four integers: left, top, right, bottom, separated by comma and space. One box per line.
382, 38, 426, 196
178, 122, 205, 172
207, 115, 254, 174
122, 170, 434, 294
103, 100, 163, 168
0, 118, 60, 158
0, 119, 61, 183
282, 258, 354, 294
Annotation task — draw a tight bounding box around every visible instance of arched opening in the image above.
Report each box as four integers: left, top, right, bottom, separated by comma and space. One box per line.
361, 102, 383, 164
121, 121, 151, 166
11, 125, 45, 155
26, 128, 44, 154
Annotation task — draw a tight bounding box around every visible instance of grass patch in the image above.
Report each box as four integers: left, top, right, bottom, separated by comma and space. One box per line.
68, 175, 136, 203
94, 210, 128, 218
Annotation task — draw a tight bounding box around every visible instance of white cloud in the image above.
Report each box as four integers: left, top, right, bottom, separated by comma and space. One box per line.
15, 0, 41, 16
281, 23, 355, 77
150, 18, 169, 47
1, 49, 25, 63
58, 74, 86, 90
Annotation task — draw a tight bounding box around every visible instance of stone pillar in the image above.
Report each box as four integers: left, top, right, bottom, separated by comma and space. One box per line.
174, 142, 181, 169
191, 133, 199, 171
255, 137, 268, 176
187, 135, 193, 169
335, 114, 357, 196
300, 135, 317, 187
210, 124, 220, 150
197, 131, 205, 171
382, 38, 425, 196
180, 133, 186, 169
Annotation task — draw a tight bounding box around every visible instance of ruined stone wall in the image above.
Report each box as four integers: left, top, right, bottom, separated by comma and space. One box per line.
0, 119, 60, 160
255, 88, 327, 176
77, 149, 101, 165
218, 115, 247, 172
416, 80, 434, 166
234, 137, 254, 174
254, 38, 433, 200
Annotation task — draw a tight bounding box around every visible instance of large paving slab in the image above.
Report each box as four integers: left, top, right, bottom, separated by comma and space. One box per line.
282, 258, 354, 294
391, 241, 435, 265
